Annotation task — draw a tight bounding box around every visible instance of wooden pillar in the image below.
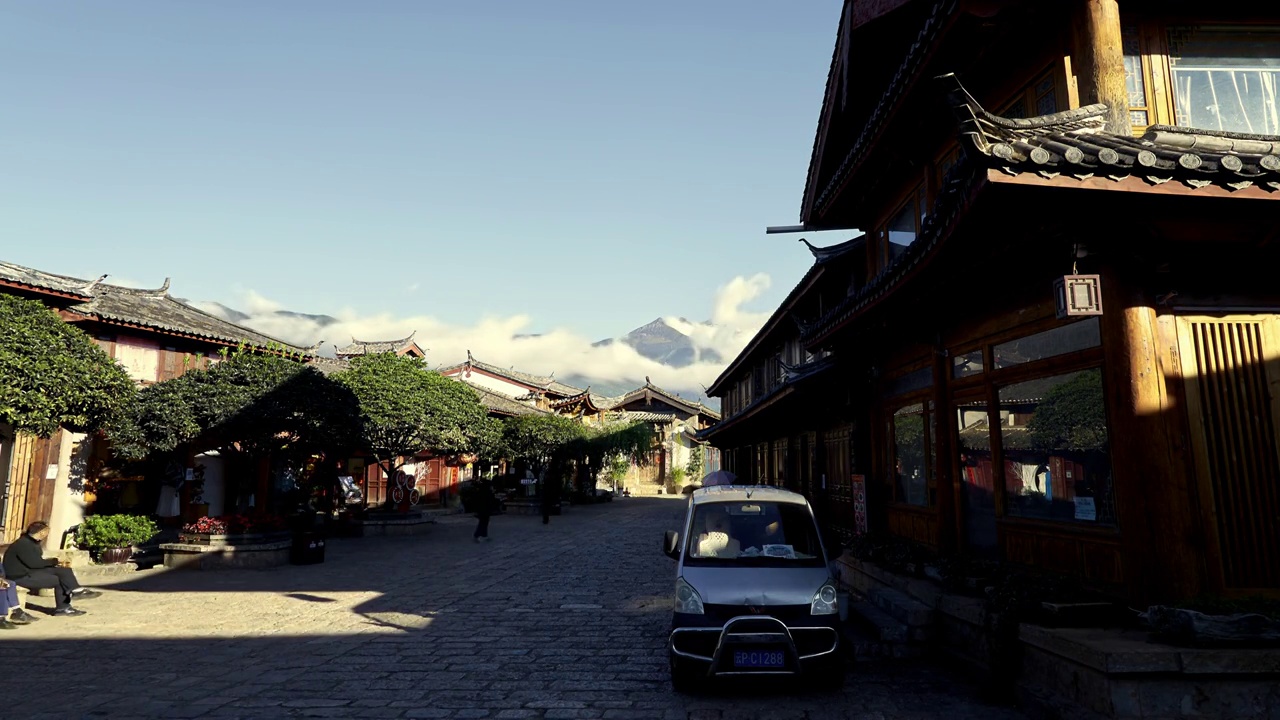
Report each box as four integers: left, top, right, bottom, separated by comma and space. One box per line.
1072, 0, 1131, 135
1099, 264, 1203, 604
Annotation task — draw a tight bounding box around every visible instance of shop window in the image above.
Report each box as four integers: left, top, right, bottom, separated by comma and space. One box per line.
997, 369, 1116, 526
1167, 26, 1280, 135
876, 184, 927, 273
891, 401, 934, 507
993, 318, 1101, 369
1000, 70, 1060, 119
956, 399, 998, 551
952, 350, 984, 379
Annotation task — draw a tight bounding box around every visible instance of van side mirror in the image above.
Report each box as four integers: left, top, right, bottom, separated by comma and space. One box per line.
663, 530, 680, 560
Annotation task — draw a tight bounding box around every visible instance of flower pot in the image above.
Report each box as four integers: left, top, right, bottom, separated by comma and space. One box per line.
99, 547, 132, 564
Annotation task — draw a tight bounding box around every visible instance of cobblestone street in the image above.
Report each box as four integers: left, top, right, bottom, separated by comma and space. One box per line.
0, 498, 1027, 720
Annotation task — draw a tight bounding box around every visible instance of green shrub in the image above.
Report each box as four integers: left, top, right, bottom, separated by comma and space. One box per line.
76, 514, 159, 550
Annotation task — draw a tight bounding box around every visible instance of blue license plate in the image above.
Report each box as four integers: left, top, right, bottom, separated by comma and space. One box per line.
733, 650, 786, 668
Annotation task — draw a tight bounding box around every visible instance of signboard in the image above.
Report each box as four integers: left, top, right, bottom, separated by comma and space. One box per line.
1074, 496, 1097, 521
851, 474, 868, 535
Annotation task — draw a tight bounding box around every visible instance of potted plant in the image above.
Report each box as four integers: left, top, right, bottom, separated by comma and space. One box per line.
76, 514, 160, 564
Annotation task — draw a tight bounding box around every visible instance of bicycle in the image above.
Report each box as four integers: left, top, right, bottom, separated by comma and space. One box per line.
390, 471, 421, 506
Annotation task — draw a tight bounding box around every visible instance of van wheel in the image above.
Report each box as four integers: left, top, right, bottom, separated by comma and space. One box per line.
669, 653, 697, 694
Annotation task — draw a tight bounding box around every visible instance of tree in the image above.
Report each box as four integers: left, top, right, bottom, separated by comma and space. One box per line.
499, 414, 585, 481
567, 420, 656, 497
110, 347, 360, 463
0, 295, 135, 437
335, 353, 492, 508
686, 440, 704, 482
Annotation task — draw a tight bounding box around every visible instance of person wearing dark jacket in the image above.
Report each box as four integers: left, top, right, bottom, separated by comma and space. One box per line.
2, 521, 99, 615
473, 480, 496, 543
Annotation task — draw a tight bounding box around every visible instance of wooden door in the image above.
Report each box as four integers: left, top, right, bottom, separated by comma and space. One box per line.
1176, 315, 1280, 591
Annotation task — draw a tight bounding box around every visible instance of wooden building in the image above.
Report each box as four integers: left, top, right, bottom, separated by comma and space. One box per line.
706, 0, 1280, 605
0, 260, 311, 545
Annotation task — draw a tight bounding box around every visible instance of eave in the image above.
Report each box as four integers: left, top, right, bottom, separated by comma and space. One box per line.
803, 0, 959, 226
706, 235, 865, 397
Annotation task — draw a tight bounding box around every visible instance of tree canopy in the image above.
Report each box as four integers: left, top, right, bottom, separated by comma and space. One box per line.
110, 347, 360, 461
333, 353, 493, 478
0, 295, 135, 437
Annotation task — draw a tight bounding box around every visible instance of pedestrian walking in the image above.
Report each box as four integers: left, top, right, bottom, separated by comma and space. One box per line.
541, 476, 561, 525
473, 479, 496, 543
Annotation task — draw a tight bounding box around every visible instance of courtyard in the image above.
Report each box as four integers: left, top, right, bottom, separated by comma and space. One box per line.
0, 498, 1027, 720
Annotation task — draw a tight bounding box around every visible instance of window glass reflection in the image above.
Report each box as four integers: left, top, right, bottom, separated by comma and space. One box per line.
993, 318, 1100, 369
998, 369, 1116, 526
892, 403, 929, 507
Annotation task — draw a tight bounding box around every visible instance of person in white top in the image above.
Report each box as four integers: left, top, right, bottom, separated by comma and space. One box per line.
696, 506, 741, 558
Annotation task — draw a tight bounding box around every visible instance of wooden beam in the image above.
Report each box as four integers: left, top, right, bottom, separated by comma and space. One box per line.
986, 168, 1280, 201
1072, 0, 1130, 135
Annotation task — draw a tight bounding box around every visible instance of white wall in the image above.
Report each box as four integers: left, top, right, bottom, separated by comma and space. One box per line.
442, 368, 535, 399
47, 431, 91, 549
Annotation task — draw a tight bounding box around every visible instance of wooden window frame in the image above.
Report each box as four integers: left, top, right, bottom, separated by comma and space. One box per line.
945, 319, 1114, 536
1126, 17, 1280, 132
870, 181, 927, 280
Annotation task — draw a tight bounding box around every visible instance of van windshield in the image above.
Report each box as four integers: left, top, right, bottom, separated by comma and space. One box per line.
684, 500, 825, 567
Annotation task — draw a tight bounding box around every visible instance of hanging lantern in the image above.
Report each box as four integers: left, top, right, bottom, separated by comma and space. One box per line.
1054, 274, 1103, 319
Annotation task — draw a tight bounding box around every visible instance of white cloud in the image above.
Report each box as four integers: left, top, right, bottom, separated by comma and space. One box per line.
205, 275, 776, 402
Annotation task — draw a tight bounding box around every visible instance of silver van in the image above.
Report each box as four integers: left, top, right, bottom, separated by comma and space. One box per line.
661, 485, 843, 691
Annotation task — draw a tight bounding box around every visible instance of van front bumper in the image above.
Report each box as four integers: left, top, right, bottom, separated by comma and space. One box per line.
669, 612, 840, 677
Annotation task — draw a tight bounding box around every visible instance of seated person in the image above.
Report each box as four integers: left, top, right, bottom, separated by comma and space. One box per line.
1, 570, 33, 629
695, 506, 741, 558
2, 521, 99, 616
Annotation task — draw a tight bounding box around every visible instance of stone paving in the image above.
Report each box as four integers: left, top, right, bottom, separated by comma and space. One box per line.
0, 497, 1028, 720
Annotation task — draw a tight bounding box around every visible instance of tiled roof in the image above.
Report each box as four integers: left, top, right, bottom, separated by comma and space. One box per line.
0, 260, 309, 352
0, 261, 94, 298
437, 352, 584, 397
305, 356, 351, 376
549, 390, 609, 414
335, 333, 421, 357
68, 282, 310, 352
615, 381, 721, 421
460, 379, 550, 417
806, 0, 958, 222
700, 355, 837, 443
945, 74, 1280, 193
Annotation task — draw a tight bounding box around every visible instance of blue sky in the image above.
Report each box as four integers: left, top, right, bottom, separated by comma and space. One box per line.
1, 1, 849, 352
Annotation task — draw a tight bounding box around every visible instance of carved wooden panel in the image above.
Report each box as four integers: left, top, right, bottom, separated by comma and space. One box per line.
1177, 316, 1280, 590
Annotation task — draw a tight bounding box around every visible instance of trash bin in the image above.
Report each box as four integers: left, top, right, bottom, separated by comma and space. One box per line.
291, 529, 325, 565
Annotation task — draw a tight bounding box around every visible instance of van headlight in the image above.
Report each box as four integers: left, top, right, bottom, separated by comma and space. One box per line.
810, 582, 838, 615
675, 577, 704, 615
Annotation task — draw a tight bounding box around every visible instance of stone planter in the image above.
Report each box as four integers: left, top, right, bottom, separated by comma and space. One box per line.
177, 530, 290, 547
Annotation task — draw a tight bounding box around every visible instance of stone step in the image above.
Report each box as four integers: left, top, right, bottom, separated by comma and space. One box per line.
868, 585, 935, 629
849, 600, 908, 642
840, 616, 923, 661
